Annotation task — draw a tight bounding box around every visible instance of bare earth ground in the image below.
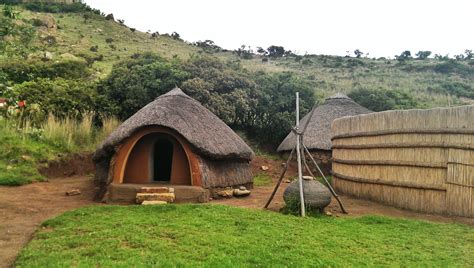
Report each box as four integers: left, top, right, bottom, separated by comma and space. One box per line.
0, 156, 472, 267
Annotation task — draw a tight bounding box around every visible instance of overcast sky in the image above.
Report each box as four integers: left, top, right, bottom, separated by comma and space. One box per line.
84, 0, 473, 58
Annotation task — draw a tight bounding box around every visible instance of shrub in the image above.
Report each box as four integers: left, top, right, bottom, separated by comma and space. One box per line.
8, 78, 98, 118
348, 88, 419, 112
97, 53, 190, 119
23, 3, 87, 13
0, 59, 89, 83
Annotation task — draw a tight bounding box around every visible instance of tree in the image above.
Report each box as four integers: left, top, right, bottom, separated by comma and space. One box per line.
171, 32, 181, 40
267, 46, 285, 58
193, 40, 222, 52
395, 50, 412, 62
465, 49, 473, 60
354, 49, 363, 58
415, 51, 431, 60
97, 53, 190, 119
234, 45, 253, 59
256, 47, 267, 56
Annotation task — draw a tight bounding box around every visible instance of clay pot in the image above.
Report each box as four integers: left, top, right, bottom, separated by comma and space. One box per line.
283, 178, 332, 211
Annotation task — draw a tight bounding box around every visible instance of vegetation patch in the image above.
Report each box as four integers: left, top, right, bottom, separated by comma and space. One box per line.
253, 173, 272, 186
17, 205, 474, 267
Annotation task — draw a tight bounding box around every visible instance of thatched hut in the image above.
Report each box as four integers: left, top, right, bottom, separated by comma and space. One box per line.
277, 93, 372, 174
93, 87, 254, 202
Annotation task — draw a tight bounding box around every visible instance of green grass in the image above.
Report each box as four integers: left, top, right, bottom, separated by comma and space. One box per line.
17, 205, 474, 267
0, 121, 61, 185
0, 115, 119, 186
253, 172, 273, 186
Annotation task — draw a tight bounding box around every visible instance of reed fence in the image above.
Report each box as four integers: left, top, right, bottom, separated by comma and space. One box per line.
331, 105, 474, 217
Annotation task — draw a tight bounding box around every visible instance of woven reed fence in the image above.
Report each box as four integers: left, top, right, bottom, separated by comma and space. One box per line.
331, 105, 474, 218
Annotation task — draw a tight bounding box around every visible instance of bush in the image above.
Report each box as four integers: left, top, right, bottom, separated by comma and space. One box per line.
348, 88, 419, 112
0, 59, 89, 83
23, 3, 87, 13
433, 60, 472, 76
100, 54, 314, 148
8, 78, 99, 118
97, 53, 190, 119
428, 81, 474, 99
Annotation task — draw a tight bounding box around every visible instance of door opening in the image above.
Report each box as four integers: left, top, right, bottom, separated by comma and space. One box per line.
153, 139, 173, 181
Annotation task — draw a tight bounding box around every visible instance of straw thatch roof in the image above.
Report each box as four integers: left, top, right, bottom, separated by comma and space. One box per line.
277, 93, 372, 151
93, 87, 254, 162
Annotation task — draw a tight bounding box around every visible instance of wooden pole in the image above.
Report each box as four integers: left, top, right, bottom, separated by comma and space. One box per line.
295, 92, 306, 217
263, 106, 314, 209
303, 144, 348, 214
263, 148, 295, 209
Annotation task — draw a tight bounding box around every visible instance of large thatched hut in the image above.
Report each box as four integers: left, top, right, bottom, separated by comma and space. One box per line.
93, 87, 254, 202
277, 93, 372, 174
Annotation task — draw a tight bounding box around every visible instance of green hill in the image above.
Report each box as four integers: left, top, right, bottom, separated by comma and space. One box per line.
1, 2, 473, 107
0, 2, 473, 186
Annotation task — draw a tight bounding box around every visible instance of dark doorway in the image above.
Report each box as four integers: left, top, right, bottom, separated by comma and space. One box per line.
153, 139, 173, 181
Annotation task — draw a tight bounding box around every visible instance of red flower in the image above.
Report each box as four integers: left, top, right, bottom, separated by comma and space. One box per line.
18, 100, 26, 108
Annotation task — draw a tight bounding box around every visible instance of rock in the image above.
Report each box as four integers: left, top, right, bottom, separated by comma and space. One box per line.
42, 51, 53, 61
216, 189, 233, 198
21, 155, 32, 161
325, 211, 333, 216
60, 53, 78, 60
283, 179, 332, 211
139, 187, 169, 194
283, 179, 291, 183
302, 176, 313, 181
261, 165, 269, 171
136, 193, 175, 204
33, 15, 56, 29
141, 200, 167, 205
239, 186, 247, 191
65, 189, 81, 196
233, 189, 251, 197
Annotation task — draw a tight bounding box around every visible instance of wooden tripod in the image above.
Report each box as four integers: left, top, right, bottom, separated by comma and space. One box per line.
263, 94, 347, 215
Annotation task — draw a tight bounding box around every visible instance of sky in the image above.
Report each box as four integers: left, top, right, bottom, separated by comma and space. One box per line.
84, 0, 473, 58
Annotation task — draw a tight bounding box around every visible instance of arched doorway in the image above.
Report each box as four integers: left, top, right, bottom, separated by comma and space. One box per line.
122, 132, 192, 185
153, 139, 173, 182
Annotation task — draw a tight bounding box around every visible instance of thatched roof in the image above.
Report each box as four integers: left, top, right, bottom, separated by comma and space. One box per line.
277, 93, 372, 151
94, 87, 254, 162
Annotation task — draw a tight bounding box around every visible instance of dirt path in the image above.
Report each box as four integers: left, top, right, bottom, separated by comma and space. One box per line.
0, 176, 95, 268
213, 183, 474, 226
215, 156, 474, 226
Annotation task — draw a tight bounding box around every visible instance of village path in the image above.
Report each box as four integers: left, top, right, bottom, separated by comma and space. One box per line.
0, 176, 96, 268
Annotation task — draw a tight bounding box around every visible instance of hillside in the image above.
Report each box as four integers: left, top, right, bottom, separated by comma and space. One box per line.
1, 3, 473, 108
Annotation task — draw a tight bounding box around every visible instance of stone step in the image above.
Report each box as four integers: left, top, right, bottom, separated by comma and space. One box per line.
139, 187, 173, 194
136, 193, 175, 204
107, 183, 210, 204
142, 200, 167, 205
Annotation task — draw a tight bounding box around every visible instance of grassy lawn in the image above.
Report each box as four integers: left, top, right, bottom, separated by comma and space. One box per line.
17, 205, 474, 267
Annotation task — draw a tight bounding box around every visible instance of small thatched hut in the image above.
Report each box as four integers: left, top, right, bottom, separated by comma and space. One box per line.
277, 93, 372, 174
93, 87, 254, 202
